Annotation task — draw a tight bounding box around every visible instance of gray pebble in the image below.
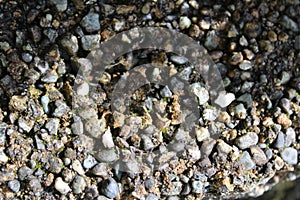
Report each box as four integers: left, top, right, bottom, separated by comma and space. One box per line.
81, 34, 101, 51
0, 123, 7, 146
191, 180, 204, 194
29, 178, 42, 191
280, 98, 291, 114
160, 86, 172, 98
71, 116, 83, 135
49, 0, 68, 12
238, 151, 255, 170
8, 180, 20, 193
144, 178, 155, 190
274, 131, 285, 149
100, 178, 119, 199
285, 127, 296, 147
234, 103, 247, 119
41, 70, 58, 83
170, 55, 188, 65
92, 163, 108, 178
72, 175, 87, 194
237, 93, 253, 108
18, 166, 33, 181
236, 132, 258, 149
83, 154, 97, 169
95, 149, 118, 163
49, 157, 63, 174
205, 30, 219, 50
239, 60, 253, 70
85, 118, 106, 138
18, 118, 34, 132
45, 118, 60, 135
280, 15, 299, 32
61, 35, 78, 55
200, 139, 216, 157
22, 52, 33, 63
190, 83, 209, 105
53, 100, 69, 117
81, 12, 100, 33
34, 135, 46, 150
280, 147, 298, 165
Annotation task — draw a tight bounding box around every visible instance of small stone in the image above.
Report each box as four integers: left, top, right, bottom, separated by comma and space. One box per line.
244, 22, 261, 38
141, 3, 150, 14
280, 98, 291, 114
41, 70, 58, 83
190, 83, 209, 105
45, 118, 60, 135
280, 15, 299, 32
49, 0, 68, 12
170, 55, 188, 65
274, 131, 285, 149
250, 146, 268, 166
73, 58, 93, 73
237, 93, 253, 108
200, 139, 216, 157
0, 148, 8, 163
163, 181, 182, 196
53, 100, 69, 117
195, 126, 210, 142
239, 35, 248, 46
100, 178, 119, 199
92, 163, 108, 178
102, 128, 114, 148
81, 34, 101, 51
217, 140, 233, 155
49, 157, 63, 174
18, 118, 34, 132
22, 52, 33, 63
236, 132, 258, 149
268, 30, 277, 42
55, 177, 71, 195
8, 180, 20, 193
239, 60, 253, 70
18, 166, 33, 181
204, 30, 220, 50
238, 151, 255, 170
203, 109, 217, 121
9, 95, 28, 112
81, 12, 100, 33
72, 175, 86, 194
95, 149, 118, 163
41, 95, 50, 114
199, 19, 210, 30
71, 116, 83, 135
215, 92, 235, 108
277, 113, 292, 128
229, 52, 243, 65
281, 147, 298, 165
72, 160, 85, 175
191, 180, 204, 194
85, 118, 106, 138
35, 135, 46, 150
179, 16, 191, 30
61, 35, 79, 55
29, 178, 42, 191
285, 127, 296, 147
77, 82, 89, 96
83, 155, 97, 169
233, 103, 247, 119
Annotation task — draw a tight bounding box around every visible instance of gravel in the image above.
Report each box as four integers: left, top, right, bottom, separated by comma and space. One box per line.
280, 147, 298, 165
236, 132, 259, 149
55, 177, 71, 195
100, 178, 119, 199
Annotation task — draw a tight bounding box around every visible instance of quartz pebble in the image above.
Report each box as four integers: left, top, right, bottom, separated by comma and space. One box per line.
55, 177, 71, 195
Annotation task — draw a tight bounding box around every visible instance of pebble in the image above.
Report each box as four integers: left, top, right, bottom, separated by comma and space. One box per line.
49, 0, 68, 12
215, 92, 235, 108
72, 159, 85, 175
45, 118, 60, 135
71, 116, 83, 135
233, 103, 247, 119
280, 147, 298, 165
83, 154, 97, 169
239, 60, 253, 70
61, 35, 79, 55
8, 180, 20, 193
73, 58, 93, 73
238, 151, 255, 170
95, 149, 118, 163
195, 126, 210, 142
205, 30, 219, 50
102, 128, 114, 148
53, 100, 69, 117
146, 194, 159, 200
81, 34, 101, 51
18, 166, 33, 181
200, 139, 216, 157
285, 127, 296, 147
274, 131, 285, 149
239, 36, 248, 46
22, 52, 33, 63
203, 109, 217, 121
170, 55, 188, 65
72, 175, 86, 194
29, 178, 42, 191
190, 83, 209, 105
179, 16, 191, 30
250, 146, 268, 166
18, 118, 34, 132
41, 95, 50, 114
34, 135, 46, 150
55, 177, 71, 195
236, 132, 258, 149
277, 113, 292, 128
49, 157, 63, 174
295, 35, 300, 50
92, 163, 108, 178
191, 180, 204, 194
41, 70, 58, 83
100, 178, 119, 199
279, 98, 291, 114
280, 15, 299, 32
85, 118, 106, 138
77, 82, 89, 96
244, 22, 261, 38
237, 93, 253, 108
0, 148, 9, 163
81, 12, 101, 33
217, 140, 233, 155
